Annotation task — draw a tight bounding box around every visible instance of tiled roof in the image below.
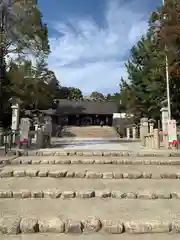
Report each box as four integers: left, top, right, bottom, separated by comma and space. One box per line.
49, 99, 118, 115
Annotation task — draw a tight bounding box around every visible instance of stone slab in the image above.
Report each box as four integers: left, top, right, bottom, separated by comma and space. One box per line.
0, 199, 180, 222
1, 233, 180, 239
13, 149, 180, 157
2, 164, 180, 179
12, 156, 180, 166
1, 178, 180, 194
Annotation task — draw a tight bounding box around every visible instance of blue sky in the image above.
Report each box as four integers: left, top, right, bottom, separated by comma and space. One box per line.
38, 0, 162, 95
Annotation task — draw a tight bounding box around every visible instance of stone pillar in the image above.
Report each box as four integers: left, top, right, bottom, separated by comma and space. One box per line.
19, 118, 31, 148
132, 126, 136, 139
161, 107, 169, 146
34, 124, 39, 142
126, 127, 130, 139
0, 126, 3, 146
36, 127, 44, 149
149, 119, 155, 134
140, 118, 149, 146
154, 128, 160, 149
161, 107, 169, 133
149, 123, 154, 133
11, 103, 20, 131
11, 99, 21, 144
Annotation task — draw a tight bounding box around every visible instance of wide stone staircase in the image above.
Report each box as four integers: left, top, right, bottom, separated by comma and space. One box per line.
1, 151, 180, 239
63, 126, 118, 138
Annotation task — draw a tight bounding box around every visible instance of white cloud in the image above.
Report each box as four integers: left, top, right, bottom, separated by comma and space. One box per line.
48, 0, 150, 95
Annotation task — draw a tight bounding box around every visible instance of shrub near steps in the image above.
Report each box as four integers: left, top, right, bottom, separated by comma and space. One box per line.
1, 154, 180, 236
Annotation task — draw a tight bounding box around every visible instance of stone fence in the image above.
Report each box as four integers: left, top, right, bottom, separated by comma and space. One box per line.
125, 117, 180, 149
144, 130, 180, 149
0, 119, 52, 152
144, 129, 161, 149
124, 124, 140, 140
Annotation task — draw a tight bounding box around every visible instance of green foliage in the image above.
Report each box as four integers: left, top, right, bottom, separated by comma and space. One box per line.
68, 87, 83, 100
149, 0, 180, 73
7, 59, 59, 110
106, 92, 120, 102
120, 0, 180, 122
56, 86, 83, 100
1, 2, 51, 126
4, 1, 50, 58
90, 91, 105, 100
120, 34, 166, 121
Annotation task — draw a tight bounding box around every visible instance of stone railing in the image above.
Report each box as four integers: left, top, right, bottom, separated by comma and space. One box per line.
144, 129, 180, 149
0, 123, 52, 155
1, 129, 19, 147
125, 125, 140, 140
144, 129, 160, 149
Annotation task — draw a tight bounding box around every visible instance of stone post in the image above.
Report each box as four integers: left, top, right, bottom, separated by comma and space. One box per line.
132, 126, 136, 139
19, 118, 31, 148
149, 119, 155, 133
11, 103, 20, 131
154, 128, 160, 149
10, 98, 21, 144
36, 127, 44, 149
161, 107, 169, 147
161, 107, 169, 134
140, 118, 149, 146
34, 124, 39, 142
126, 127, 130, 139
149, 123, 154, 133
0, 126, 3, 146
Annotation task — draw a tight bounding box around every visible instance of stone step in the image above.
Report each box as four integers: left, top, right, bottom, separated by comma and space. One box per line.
10, 156, 180, 165
1, 164, 180, 179
14, 150, 180, 157
0, 199, 180, 235
0, 178, 180, 199
1, 233, 180, 240
65, 127, 118, 138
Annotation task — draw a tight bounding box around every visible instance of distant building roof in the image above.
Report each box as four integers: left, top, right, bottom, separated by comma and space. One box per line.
47, 99, 118, 115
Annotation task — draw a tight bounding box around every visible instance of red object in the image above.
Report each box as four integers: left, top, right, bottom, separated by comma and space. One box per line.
20, 138, 28, 145
169, 140, 178, 145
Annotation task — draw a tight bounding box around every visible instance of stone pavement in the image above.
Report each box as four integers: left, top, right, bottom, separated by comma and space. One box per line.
16, 137, 180, 155
51, 137, 140, 151
1, 153, 180, 238
1, 233, 180, 240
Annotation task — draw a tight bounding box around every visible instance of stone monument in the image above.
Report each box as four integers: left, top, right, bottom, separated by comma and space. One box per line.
19, 118, 31, 148
161, 107, 169, 134
140, 117, 149, 146
9, 97, 21, 144
10, 97, 21, 131
43, 116, 52, 147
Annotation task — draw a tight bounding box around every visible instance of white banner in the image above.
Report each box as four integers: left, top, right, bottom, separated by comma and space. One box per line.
167, 119, 177, 144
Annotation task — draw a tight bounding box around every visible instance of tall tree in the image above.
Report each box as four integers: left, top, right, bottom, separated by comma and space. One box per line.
68, 87, 83, 100
7, 59, 59, 110
150, 0, 180, 74
149, 0, 180, 120
120, 34, 166, 121
4, 1, 50, 58
56, 87, 83, 100
1, 1, 50, 126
